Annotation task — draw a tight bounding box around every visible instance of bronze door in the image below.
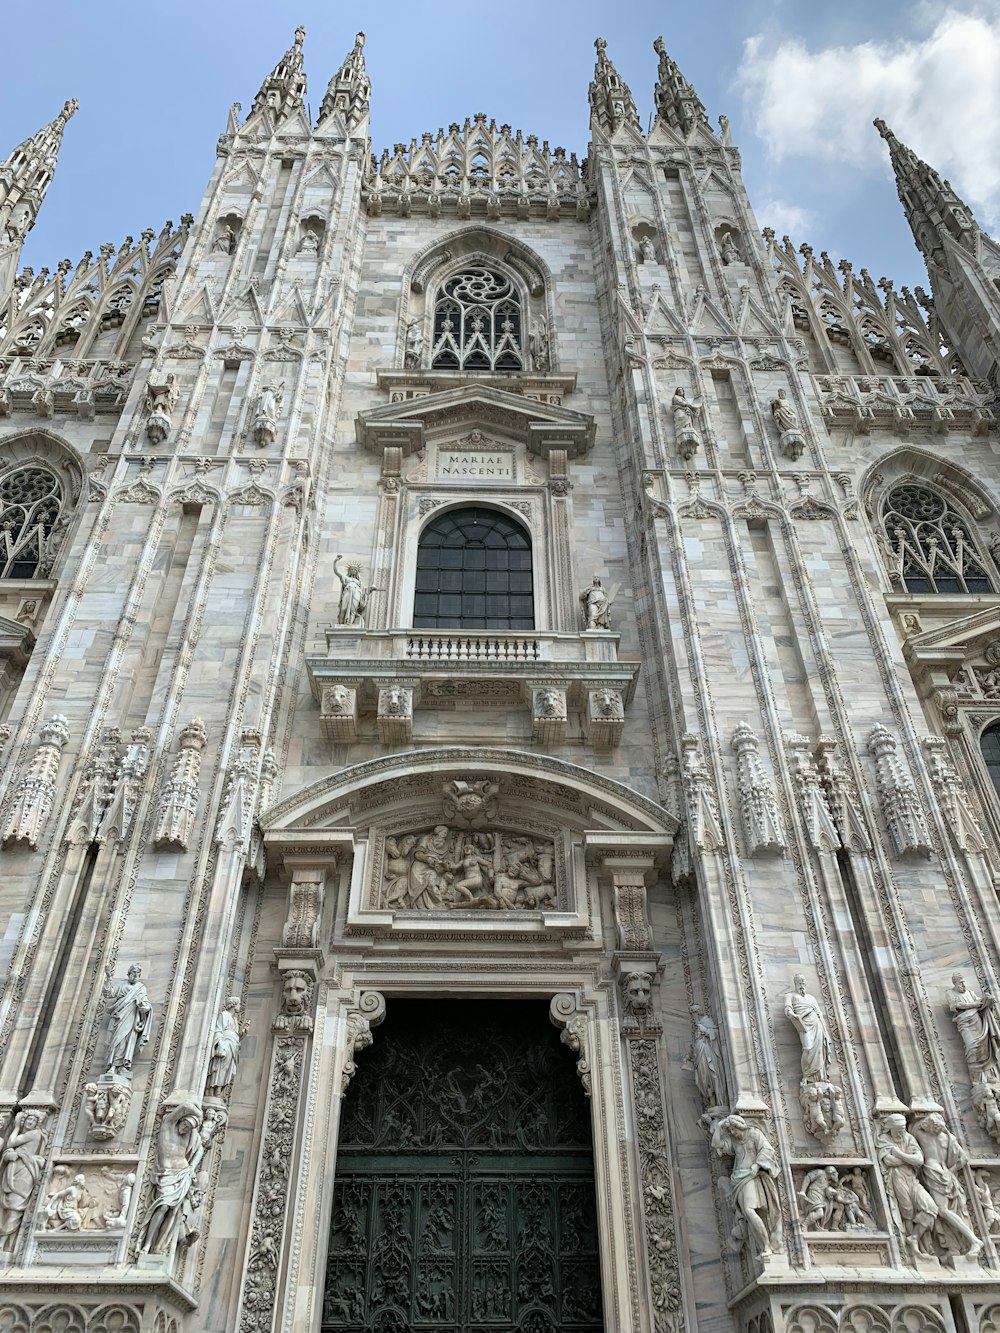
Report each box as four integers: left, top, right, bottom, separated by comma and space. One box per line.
323, 1000, 603, 1332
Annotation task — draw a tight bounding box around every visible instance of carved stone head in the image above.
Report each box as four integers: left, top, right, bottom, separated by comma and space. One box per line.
623, 970, 652, 1011
281, 970, 312, 1016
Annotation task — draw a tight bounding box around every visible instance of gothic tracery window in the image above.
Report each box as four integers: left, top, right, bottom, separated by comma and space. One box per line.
0, 467, 64, 579
431, 268, 523, 372
414, 507, 534, 630
882, 483, 994, 594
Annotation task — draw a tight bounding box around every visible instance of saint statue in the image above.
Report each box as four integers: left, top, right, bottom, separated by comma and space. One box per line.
207, 997, 244, 1097
102, 963, 153, 1078
946, 972, 1000, 1082
0, 1111, 48, 1249
784, 974, 835, 1083
687, 1006, 726, 1109
711, 1114, 783, 1259
580, 576, 611, 631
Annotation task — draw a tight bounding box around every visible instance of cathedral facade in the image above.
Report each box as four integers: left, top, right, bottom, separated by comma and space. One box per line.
2, 23, 1000, 1333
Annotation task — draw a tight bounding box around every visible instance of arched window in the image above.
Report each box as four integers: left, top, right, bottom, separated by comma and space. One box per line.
0, 467, 64, 578
882, 483, 994, 594
414, 507, 534, 630
982, 724, 1000, 806
431, 268, 523, 372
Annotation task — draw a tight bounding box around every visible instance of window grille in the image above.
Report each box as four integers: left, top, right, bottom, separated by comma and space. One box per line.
414, 506, 534, 630
0, 467, 63, 579
882, 484, 993, 594
431, 268, 523, 372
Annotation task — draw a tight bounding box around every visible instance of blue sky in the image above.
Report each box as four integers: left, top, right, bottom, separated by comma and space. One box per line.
4, 1, 998, 293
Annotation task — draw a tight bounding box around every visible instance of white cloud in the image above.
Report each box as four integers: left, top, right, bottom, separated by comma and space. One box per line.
755, 198, 815, 239
737, 9, 1000, 231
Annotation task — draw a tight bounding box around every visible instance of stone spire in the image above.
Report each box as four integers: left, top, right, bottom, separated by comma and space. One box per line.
652, 35, 709, 136
318, 31, 371, 131
0, 99, 77, 314
249, 25, 307, 123
874, 119, 978, 274
588, 37, 640, 137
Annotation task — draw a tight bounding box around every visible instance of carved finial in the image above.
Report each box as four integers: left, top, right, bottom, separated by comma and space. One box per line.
249, 26, 308, 123
873, 117, 978, 271
319, 28, 371, 128
588, 36, 640, 137
652, 34, 709, 137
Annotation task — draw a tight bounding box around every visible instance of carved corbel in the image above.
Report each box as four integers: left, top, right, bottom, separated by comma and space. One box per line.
531, 685, 567, 744
376, 682, 414, 744
340, 991, 386, 1095
320, 683, 359, 742
281, 866, 327, 951
585, 687, 624, 750
549, 993, 592, 1097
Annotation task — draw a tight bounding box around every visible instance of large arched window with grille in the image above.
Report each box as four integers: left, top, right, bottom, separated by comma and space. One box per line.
431, 268, 523, 372
882, 483, 994, 594
0, 466, 64, 578
413, 507, 534, 630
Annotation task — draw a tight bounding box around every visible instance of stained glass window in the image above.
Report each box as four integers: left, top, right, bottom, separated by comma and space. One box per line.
0, 467, 63, 579
882, 484, 993, 594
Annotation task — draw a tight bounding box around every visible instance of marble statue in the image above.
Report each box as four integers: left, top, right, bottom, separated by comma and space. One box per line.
770, 389, 805, 458
580, 576, 611, 631
102, 962, 153, 1078
333, 554, 376, 628
0, 1110, 48, 1250
798, 1165, 870, 1230
911, 1112, 982, 1256
876, 1113, 938, 1258
207, 996, 244, 1097
670, 386, 702, 460
711, 1114, 783, 1259
687, 1006, 726, 1111
297, 227, 319, 255
946, 972, 1000, 1082
637, 235, 655, 264
404, 319, 424, 368
252, 382, 284, 447
719, 230, 741, 264
529, 316, 550, 371
42, 1169, 89, 1231
139, 1099, 207, 1255
784, 974, 835, 1082
214, 223, 236, 255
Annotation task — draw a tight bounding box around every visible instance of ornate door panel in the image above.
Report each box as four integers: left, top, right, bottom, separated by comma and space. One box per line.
323, 1000, 603, 1333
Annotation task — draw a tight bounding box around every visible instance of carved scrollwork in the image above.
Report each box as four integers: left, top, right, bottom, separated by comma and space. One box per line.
549, 993, 592, 1097
340, 991, 386, 1095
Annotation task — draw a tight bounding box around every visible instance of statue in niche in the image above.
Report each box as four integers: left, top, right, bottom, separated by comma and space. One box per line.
529, 316, 550, 372
637, 235, 655, 264
404, 319, 424, 368
770, 389, 800, 436
102, 962, 153, 1079
670, 385, 702, 460
252, 382, 284, 448
911, 1112, 983, 1257
297, 227, 319, 256
580, 575, 612, 631
380, 825, 557, 911
686, 1006, 727, 1113
719, 230, 741, 265
0, 1110, 48, 1249
214, 223, 236, 255
946, 972, 1000, 1082
207, 996, 245, 1098
334, 554, 377, 628
784, 974, 835, 1081
798, 1165, 872, 1231
711, 1114, 783, 1260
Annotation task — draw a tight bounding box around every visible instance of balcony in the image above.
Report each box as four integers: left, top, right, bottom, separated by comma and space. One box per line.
305, 627, 640, 749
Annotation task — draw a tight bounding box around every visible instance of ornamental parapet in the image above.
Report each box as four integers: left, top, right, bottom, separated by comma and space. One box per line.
0, 357, 135, 420
306, 628, 638, 749
814, 372, 996, 435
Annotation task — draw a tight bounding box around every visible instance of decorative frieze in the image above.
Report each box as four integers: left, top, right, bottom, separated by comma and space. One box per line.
731, 721, 785, 856
379, 823, 558, 911
796, 1165, 877, 1231
866, 724, 933, 859
153, 717, 207, 851
40, 1162, 136, 1232
3, 713, 70, 849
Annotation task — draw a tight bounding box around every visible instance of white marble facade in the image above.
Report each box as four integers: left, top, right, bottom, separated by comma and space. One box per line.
1, 23, 1000, 1333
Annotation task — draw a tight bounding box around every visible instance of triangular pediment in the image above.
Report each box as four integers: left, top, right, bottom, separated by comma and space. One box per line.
356, 382, 596, 457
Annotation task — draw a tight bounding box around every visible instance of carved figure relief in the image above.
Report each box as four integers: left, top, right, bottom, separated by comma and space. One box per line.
877, 1112, 982, 1260
378, 825, 558, 911
85, 1078, 132, 1142
797, 1165, 875, 1231
403, 319, 424, 368
39, 1164, 136, 1232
